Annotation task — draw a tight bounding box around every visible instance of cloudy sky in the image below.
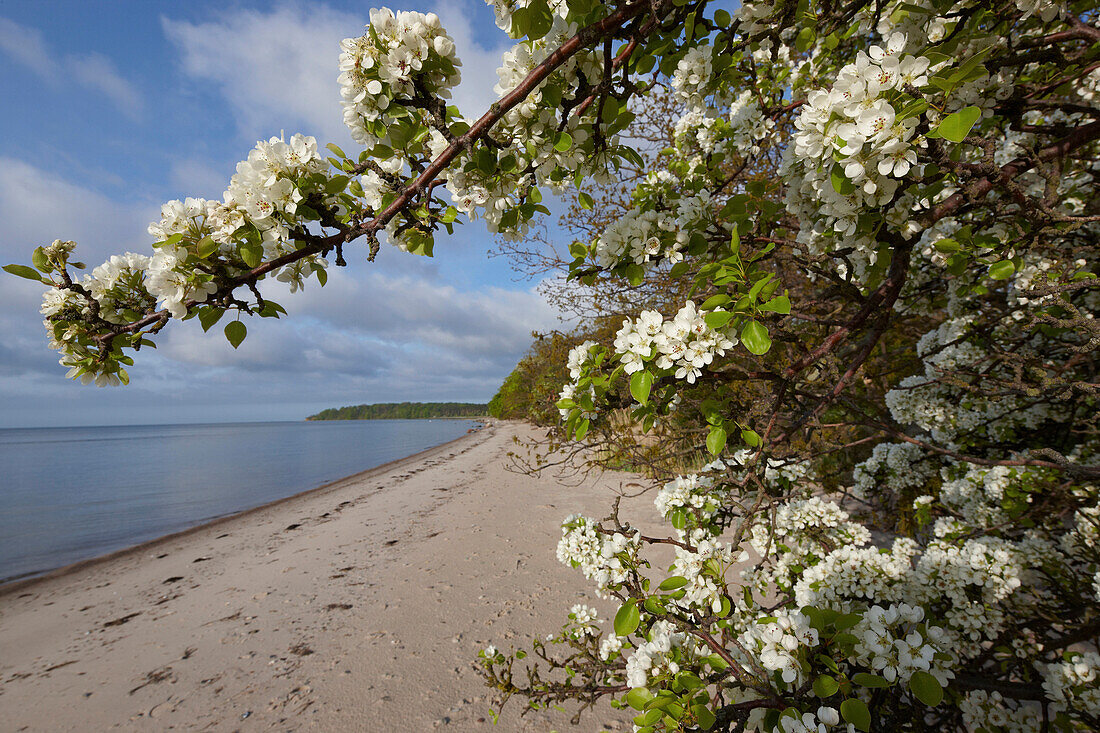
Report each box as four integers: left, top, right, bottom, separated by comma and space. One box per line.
0, 0, 565, 427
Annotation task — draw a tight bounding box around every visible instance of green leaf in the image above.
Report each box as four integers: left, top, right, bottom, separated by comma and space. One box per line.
760, 295, 791, 314
326, 143, 347, 159
840, 698, 871, 732
3, 264, 44, 282
198, 307, 225, 333
658, 576, 689, 591
897, 98, 929, 120
240, 241, 263, 268
701, 294, 730, 310
554, 131, 573, 152
706, 424, 727, 456
741, 321, 771, 355
441, 206, 458, 223
796, 27, 816, 52
934, 106, 981, 143
32, 247, 50, 272
477, 147, 497, 175
224, 320, 247, 349
258, 299, 287, 317
830, 165, 855, 195
614, 600, 640, 637
813, 675, 839, 698
692, 704, 716, 730
834, 613, 862, 631
575, 417, 590, 440
526, 0, 553, 39
326, 174, 350, 195
909, 671, 944, 707
704, 310, 733, 329
510, 6, 530, 38
625, 688, 653, 709
988, 260, 1015, 280
934, 238, 961, 252
196, 236, 219, 259
740, 428, 761, 447
623, 262, 644, 286
630, 370, 653, 406
578, 191, 594, 210
852, 672, 890, 688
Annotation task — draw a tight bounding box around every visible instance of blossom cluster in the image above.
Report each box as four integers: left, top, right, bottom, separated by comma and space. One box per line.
735, 611, 819, 687
555, 514, 640, 598
589, 168, 719, 271
668, 539, 743, 614
654, 471, 729, 539
672, 46, 713, 109
613, 301, 736, 384
338, 9, 461, 149
884, 314, 1066, 447
850, 603, 953, 686
565, 604, 601, 639
145, 133, 338, 313
624, 620, 704, 690
783, 32, 932, 279
746, 497, 873, 598
1043, 652, 1100, 718
35, 132, 345, 385
851, 440, 937, 502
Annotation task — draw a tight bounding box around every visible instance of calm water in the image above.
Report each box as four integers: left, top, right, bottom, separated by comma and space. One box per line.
0, 419, 478, 582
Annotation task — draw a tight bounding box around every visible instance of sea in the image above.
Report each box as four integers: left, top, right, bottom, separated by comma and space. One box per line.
0, 419, 480, 583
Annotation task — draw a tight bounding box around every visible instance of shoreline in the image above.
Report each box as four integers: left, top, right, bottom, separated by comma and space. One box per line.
0, 423, 488, 594
0, 420, 655, 731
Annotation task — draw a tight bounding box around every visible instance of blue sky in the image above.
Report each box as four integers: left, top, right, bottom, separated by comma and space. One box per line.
0, 0, 565, 427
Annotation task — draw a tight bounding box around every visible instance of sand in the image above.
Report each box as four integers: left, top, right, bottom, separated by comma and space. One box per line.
0, 421, 662, 732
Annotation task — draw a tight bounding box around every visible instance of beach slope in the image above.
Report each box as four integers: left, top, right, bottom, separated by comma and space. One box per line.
0, 422, 650, 731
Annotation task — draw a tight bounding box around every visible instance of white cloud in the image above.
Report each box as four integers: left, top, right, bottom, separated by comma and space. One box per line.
161, 1, 510, 147
0, 157, 154, 266
289, 267, 558, 355
0, 17, 55, 73
161, 5, 359, 147
157, 265, 557, 380
169, 158, 232, 200
0, 17, 144, 120
68, 52, 145, 120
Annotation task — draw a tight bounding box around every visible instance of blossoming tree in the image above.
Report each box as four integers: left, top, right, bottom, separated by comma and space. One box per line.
9, 0, 1100, 730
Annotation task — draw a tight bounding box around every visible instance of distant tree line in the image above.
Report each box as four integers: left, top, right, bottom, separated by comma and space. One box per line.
307, 402, 487, 420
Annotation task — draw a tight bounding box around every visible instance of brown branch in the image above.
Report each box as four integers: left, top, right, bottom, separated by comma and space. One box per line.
925, 119, 1100, 226
351, 0, 652, 244
91, 1, 657, 345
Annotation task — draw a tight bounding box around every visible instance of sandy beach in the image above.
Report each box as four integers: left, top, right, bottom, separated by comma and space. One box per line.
0, 421, 658, 731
